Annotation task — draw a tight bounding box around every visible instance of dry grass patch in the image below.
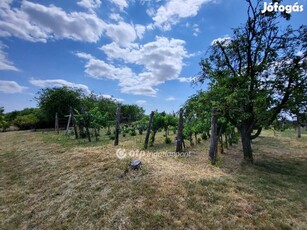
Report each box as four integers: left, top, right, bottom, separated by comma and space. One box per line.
0, 129, 306, 229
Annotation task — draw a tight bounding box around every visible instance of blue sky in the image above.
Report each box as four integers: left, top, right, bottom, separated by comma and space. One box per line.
0, 0, 306, 114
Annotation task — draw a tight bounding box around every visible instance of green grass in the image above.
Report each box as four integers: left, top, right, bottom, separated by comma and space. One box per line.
0, 129, 306, 229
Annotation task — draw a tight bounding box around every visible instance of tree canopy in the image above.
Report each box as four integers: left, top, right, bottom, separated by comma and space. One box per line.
196, 0, 307, 162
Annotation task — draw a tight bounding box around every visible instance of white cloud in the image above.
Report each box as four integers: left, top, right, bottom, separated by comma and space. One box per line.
211, 35, 231, 46
135, 24, 146, 39
83, 58, 135, 81
193, 24, 200, 37
76, 36, 189, 96
153, 0, 214, 30
102, 37, 188, 82
136, 100, 147, 105
106, 22, 137, 47
0, 1, 148, 45
0, 1, 106, 42
109, 13, 123, 21
166, 96, 175, 101
74, 52, 95, 60
177, 77, 194, 83
77, 0, 101, 12
75, 52, 159, 96
99, 94, 124, 102
0, 80, 27, 93
0, 0, 13, 9
0, 42, 19, 71
110, 0, 128, 11
29, 78, 91, 94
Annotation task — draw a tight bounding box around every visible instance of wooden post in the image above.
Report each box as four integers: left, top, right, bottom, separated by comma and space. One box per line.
55, 112, 59, 134
209, 108, 218, 164
81, 108, 91, 142
144, 111, 154, 149
65, 113, 72, 135
176, 108, 184, 153
114, 105, 121, 146
70, 107, 78, 139
218, 124, 224, 154
297, 115, 301, 138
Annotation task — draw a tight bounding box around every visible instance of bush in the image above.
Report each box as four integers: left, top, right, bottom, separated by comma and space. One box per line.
109, 134, 115, 140
106, 130, 111, 135
230, 133, 239, 144
130, 129, 136, 136
164, 137, 172, 144
13, 114, 39, 130
201, 133, 207, 140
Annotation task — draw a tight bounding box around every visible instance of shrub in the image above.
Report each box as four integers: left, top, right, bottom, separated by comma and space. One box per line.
201, 133, 207, 140
230, 133, 239, 144
164, 137, 172, 144
109, 134, 115, 140
130, 129, 136, 136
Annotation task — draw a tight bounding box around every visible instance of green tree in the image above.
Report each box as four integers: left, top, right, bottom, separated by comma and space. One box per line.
0, 107, 10, 131
121, 104, 145, 124
13, 114, 39, 130
36, 87, 83, 127
197, 0, 306, 163
150, 112, 165, 146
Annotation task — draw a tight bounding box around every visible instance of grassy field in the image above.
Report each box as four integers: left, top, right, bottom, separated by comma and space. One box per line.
0, 128, 306, 229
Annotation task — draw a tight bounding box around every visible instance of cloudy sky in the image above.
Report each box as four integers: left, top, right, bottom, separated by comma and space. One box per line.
0, 0, 306, 113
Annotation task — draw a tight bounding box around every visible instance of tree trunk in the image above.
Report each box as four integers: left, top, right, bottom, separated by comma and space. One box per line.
81, 108, 91, 142
218, 125, 224, 154
209, 108, 218, 164
189, 134, 194, 146
225, 133, 228, 149
220, 134, 224, 154
176, 108, 184, 153
138, 128, 143, 135
94, 125, 99, 141
114, 105, 121, 146
55, 112, 59, 134
144, 111, 154, 149
150, 129, 157, 147
70, 107, 78, 139
85, 124, 91, 142
251, 127, 262, 140
297, 115, 301, 138
239, 124, 253, 163
297, 125, 301, 138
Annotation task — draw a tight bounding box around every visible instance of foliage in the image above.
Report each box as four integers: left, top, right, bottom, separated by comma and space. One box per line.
164, 137, 172, 144
121, 104, 145, 124
13, 114, 39, 130
0, 107, 10, 131
130, 127, 137, 136
36, 87, 83, 126
149, 112, 178, 146
196, 0, 306, 162
5, 108, 48, 129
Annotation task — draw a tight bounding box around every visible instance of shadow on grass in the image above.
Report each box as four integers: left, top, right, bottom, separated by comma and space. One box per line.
253, 156, 307, 184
